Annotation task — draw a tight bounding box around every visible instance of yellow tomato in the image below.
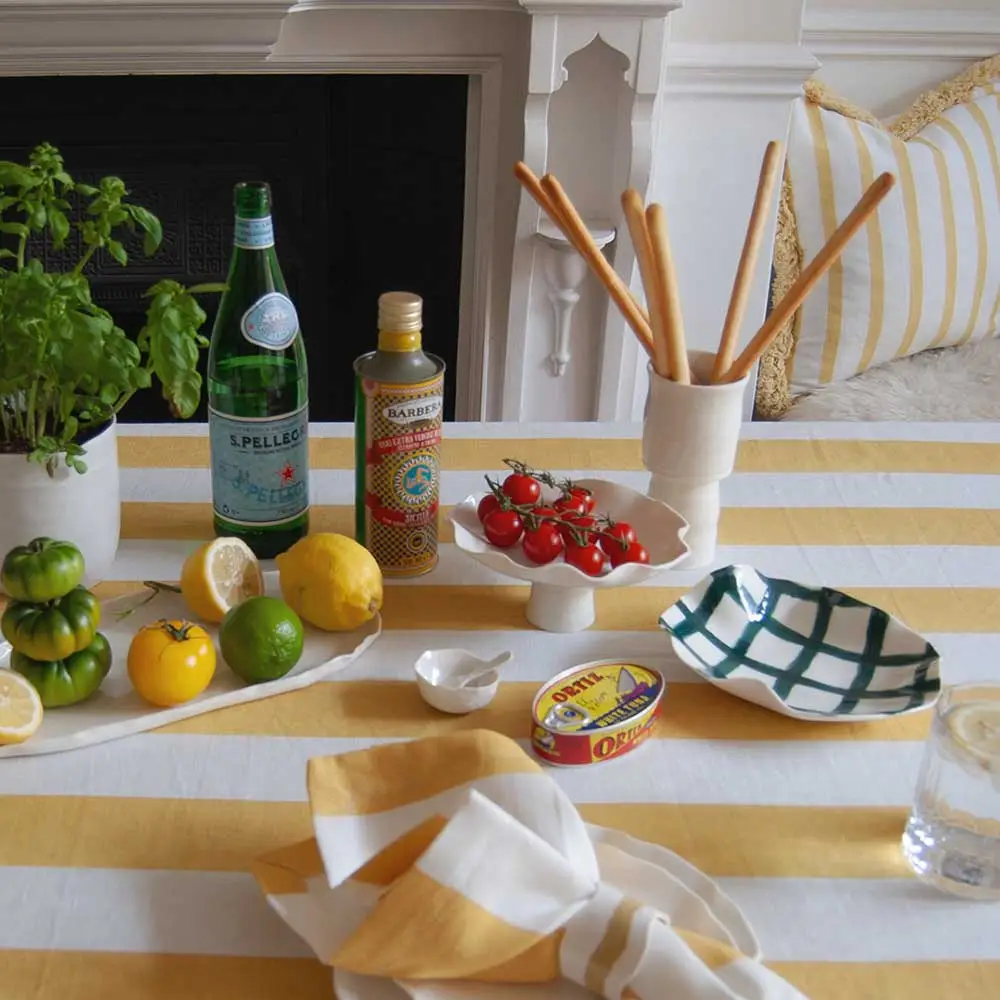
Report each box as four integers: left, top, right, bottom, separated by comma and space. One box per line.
127, 618, 217, 707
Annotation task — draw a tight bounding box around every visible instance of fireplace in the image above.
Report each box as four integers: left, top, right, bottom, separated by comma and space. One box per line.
0, 72, 469, 423
0, 0, 835, 423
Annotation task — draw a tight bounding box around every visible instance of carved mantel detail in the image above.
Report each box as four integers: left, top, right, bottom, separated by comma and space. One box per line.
500, 0, 680, 419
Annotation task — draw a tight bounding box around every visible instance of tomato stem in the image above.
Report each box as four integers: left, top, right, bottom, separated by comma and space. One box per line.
486, 459, 637, 558
155, 618, 194, 641
114, 580, 182, 621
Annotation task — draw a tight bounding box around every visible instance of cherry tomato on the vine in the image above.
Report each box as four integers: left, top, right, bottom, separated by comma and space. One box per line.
502, 473, 541, 507
554, 495, 587, 518
477, 494, 502, 523
567, 487, 596, 514
598, 521, 637, 557
532, 506, 559, 521
564, 542, 606, 577
522, 522, 564, 565
484, 510, 524, 548
559, 514, 597, 546
608, 540, 650, 568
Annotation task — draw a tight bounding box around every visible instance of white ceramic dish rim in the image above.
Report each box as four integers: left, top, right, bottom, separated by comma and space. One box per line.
413, 648, 509, 690
661, 568, 941, 723
448, 477, 690, 588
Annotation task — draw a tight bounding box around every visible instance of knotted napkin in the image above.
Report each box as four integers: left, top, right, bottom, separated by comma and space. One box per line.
252, 729, 807, 1000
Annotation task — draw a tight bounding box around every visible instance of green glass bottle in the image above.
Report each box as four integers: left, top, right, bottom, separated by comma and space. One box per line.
207, 181, 309, 559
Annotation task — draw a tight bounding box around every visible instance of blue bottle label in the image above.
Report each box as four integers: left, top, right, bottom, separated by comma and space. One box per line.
208, 405, 309, 526
233, 215, 274, 249
241, 292, 300, 351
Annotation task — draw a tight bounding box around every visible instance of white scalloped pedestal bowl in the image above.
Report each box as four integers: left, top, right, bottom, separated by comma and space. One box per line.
449, 478, 690, 633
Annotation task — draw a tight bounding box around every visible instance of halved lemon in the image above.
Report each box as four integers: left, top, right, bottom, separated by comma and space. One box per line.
946, 701, 1000, 763
0, 670, 43, 745
179, 537, 264, 624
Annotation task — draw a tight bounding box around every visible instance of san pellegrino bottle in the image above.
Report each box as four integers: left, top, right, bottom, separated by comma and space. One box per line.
207, 181, 309, 559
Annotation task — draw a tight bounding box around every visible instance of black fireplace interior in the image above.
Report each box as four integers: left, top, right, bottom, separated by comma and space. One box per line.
0, 73, 469, 422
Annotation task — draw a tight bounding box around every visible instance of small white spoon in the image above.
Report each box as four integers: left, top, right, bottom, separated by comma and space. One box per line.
449, 651, 512, 688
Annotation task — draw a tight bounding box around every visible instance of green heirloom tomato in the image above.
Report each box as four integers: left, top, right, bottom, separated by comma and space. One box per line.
1, 586, 102, 662
1, 537, 86, 603
11, 632, 113, 708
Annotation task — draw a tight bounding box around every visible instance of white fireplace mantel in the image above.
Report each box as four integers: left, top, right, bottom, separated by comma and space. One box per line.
0, 0, 692, 423
13, 1, 986, 422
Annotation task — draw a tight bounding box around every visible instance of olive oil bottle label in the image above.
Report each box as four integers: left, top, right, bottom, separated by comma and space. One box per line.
355, 373, 444, 576
233, 215, 275, 249
240, 291, 300, 351
208, 404, 309, 526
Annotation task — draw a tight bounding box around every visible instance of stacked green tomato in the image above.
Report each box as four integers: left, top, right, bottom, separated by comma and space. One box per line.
1, 538, 113, 708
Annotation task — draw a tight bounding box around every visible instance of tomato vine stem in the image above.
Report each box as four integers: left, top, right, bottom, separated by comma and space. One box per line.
486, 462, 637, 553
114, 580, 183, 621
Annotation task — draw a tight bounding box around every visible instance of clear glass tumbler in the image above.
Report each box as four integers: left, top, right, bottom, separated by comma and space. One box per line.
902, 683, 1000, 900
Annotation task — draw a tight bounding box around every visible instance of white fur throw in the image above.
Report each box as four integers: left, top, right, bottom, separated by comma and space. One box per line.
780, 336, 1000, 421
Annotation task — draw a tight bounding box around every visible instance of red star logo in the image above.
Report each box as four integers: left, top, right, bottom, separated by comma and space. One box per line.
280, 463, 295, 484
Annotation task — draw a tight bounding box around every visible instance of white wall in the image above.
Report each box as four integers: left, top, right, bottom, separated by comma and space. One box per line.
803, 1, 1000, 118
631, 0, 815, 419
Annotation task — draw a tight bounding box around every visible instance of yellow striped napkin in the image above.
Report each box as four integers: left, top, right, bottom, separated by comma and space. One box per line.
252, 730, 808, 1000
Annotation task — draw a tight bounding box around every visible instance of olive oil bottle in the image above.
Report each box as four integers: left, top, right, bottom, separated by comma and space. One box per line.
207, 181, 309, 559
354, 292, 445, 576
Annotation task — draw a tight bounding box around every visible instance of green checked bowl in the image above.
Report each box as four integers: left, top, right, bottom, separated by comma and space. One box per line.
659, 565, 942, 722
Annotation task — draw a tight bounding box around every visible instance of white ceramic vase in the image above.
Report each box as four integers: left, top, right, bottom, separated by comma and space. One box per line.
0, 418, 121, 589
641, 351, 748, 570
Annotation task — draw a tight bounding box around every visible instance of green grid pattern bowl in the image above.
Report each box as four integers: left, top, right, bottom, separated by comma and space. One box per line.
659, 565, 942, 722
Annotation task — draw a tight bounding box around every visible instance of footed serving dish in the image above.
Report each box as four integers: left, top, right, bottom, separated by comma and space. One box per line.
449, 478, 689, 633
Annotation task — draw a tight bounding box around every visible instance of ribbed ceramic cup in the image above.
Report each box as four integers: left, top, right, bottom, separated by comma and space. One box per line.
641, 351, 748, 569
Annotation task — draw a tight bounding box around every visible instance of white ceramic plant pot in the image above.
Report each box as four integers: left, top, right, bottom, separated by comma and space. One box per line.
0, 419, 121, 590
642, 351, 748, 570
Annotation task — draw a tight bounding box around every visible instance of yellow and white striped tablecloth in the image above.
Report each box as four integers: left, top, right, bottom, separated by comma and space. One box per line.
3, 419, 1000, 1000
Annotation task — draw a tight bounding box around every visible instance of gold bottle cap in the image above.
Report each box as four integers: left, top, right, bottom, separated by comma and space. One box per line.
378, 292, 423, 333
377, 292, 423, 352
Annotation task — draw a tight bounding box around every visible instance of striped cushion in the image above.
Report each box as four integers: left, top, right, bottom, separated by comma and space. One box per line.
755, 56, 1000, 417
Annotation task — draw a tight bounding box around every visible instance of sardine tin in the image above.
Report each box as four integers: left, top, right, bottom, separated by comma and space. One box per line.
530, 659, 666, 767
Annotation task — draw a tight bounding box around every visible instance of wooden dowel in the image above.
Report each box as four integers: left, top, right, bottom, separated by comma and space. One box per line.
711, 140, 783, 383
720, 171, 896, 385
622, 188, 670, 379
645, 202, 690, 385
513, 161, 574, 242
538, 173, 656, 355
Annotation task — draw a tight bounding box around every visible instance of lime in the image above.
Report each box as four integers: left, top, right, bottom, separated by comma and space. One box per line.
219, 596, 304, 684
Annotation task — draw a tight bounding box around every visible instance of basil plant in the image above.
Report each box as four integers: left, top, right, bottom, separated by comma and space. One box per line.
0, 142, 225, 474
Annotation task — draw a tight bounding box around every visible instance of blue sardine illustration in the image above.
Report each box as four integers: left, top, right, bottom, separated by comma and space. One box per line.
542, 702, 592, 731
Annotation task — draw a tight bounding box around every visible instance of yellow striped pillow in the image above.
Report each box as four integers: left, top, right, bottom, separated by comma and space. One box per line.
755, 55, 1000, 419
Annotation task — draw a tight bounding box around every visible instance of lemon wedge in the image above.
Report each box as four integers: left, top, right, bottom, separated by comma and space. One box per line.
0, 670, 43, 745
946, 701, 1000, 764
179, 537, 264, 624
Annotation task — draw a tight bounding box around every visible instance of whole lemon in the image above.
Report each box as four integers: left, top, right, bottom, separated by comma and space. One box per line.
275, 533, 383, 631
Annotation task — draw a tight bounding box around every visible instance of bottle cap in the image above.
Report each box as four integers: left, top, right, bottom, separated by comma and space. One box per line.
234, 181, 272, 219
378, 292, 423, 333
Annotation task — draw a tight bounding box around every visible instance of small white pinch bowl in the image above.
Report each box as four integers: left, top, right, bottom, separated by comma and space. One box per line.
449, 478, 690, 633
414, 648, 507, 714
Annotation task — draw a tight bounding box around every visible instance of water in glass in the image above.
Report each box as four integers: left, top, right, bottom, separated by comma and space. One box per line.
902, 683, 1000, 900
